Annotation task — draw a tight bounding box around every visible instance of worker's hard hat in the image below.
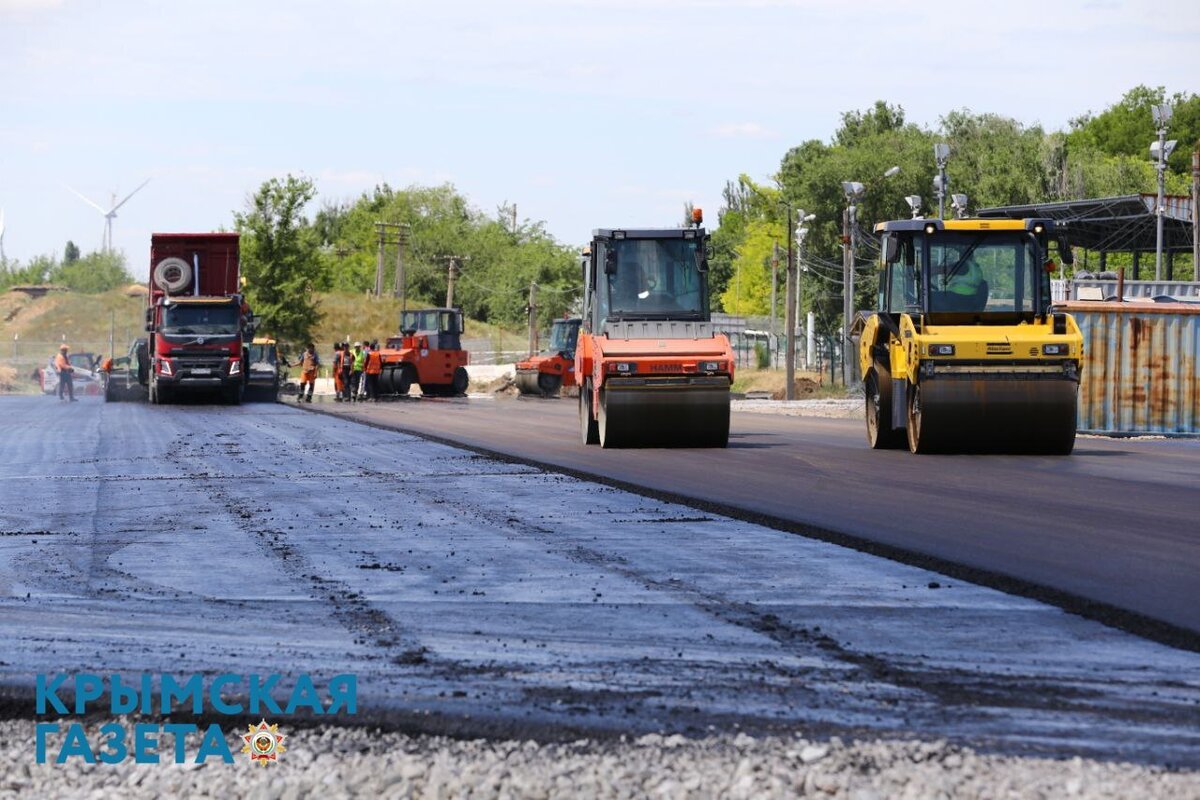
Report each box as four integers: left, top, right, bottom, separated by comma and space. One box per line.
59, 344, 69, 350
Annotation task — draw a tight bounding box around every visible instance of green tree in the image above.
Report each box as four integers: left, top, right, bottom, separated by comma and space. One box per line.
0, 254, 55, 290
235, 175, 324, 345
49, 250, 133, 292
63, 241, 80, 264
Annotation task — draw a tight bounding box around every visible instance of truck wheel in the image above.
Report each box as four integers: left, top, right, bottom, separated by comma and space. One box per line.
451, 367, 469, 395
579, 380, 599, 445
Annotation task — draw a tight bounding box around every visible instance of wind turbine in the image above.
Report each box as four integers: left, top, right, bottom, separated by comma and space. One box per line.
67, 178, 151, 253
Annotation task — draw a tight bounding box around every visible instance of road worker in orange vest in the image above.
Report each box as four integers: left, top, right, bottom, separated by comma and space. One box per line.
54, 344, 77, 402
365, 340, 384, 402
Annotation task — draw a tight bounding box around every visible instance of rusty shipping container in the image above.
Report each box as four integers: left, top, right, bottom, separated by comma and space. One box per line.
1058, 301, 1200, 435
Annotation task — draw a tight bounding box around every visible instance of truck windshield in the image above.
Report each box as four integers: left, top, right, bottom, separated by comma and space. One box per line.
927, 232, 1040, 313
607, 238, 704, 319
401, 309, 460, 333
162, 304, 240, 335
547, 320, 578, 355
248, 344, 276, 365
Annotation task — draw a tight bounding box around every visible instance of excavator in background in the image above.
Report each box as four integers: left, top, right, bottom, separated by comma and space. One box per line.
515, 317, 581, 397
856, 217, 1082, 454
377, 307, 470, 397
576, 212, 734, 448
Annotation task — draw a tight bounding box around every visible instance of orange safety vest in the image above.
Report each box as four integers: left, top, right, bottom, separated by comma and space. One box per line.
365, 351, 383, 375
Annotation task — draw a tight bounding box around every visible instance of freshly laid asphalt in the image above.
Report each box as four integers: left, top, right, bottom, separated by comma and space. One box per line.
318, 393, 1200, 644
4, 395, 1200, 767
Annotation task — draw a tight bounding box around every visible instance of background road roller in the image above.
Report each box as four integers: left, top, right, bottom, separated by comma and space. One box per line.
515, 317, 580, 397
576, 216, 734, 448
378, 307, 469, 397
856, 218, 1082, 454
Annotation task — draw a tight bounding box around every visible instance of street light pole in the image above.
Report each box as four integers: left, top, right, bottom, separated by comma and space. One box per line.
1151, 104, 1176, 280
785, 207, 796, 400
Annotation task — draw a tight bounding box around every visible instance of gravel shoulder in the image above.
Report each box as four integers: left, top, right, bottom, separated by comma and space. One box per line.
3, 720, 1197, 799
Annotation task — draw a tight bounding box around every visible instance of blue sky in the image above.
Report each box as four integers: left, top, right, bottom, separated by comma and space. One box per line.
1, 0, 1197, 277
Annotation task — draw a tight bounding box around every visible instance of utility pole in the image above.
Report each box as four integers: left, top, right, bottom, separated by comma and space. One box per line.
1193, 144, 1199, 280
784, 208, 796, 401
393, 224, 410, 307
374, 223, 387, 297
445, 258, 459, 307
770, 243, 780, 343
526, 281, 538, 356
842, 206, 852, 386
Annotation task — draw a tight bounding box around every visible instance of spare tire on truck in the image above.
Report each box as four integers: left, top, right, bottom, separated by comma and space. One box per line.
152, 257, 193, 294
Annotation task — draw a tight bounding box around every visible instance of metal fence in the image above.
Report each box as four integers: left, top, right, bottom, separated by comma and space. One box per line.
1059, 301, 1200, 435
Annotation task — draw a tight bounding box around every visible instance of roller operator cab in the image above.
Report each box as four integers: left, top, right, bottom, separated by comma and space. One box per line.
857, 218, 1083, 454
514, 317, 582, 397
141, 233, 255, 406
576, 223, 735, 448
377, 307, 470, 397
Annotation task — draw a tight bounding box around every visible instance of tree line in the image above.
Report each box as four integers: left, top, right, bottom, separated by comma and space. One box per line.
236, 177, 581, 344
0, 243, 134, 294
709, 85, 1200, 338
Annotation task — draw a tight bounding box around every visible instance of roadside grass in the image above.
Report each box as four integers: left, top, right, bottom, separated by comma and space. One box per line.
731, 367, 855, 400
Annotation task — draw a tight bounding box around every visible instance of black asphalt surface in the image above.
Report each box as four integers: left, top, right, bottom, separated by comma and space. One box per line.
317, 394, 1200, 645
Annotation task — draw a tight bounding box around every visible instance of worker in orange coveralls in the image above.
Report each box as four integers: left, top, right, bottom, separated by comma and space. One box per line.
332, 343, 346, 402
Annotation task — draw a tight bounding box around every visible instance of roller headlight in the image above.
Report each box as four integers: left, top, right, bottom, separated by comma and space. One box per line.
609, 362, 636, 373
1042, 343, 1069, 356
700, 361, 721, 372
928, 344, 955, 356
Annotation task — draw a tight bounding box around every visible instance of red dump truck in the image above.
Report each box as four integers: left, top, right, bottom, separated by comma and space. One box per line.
141, 233, 254, 405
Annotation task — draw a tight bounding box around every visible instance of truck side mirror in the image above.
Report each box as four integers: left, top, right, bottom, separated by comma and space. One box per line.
144, 307, 154, 332
694, 249, 709, 273
604, 249, 617, 276
884, 235, 901, 264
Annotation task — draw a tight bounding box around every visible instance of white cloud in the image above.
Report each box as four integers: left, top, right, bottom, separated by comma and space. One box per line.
711, 122, 780, 140
0, 0, 63, 10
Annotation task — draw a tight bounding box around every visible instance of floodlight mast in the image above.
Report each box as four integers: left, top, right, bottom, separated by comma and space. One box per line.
1151, 104, 1173, 280
933, 143, 950, 218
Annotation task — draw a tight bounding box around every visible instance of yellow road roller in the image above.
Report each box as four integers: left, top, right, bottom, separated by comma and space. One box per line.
857, 218, 1083, 454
